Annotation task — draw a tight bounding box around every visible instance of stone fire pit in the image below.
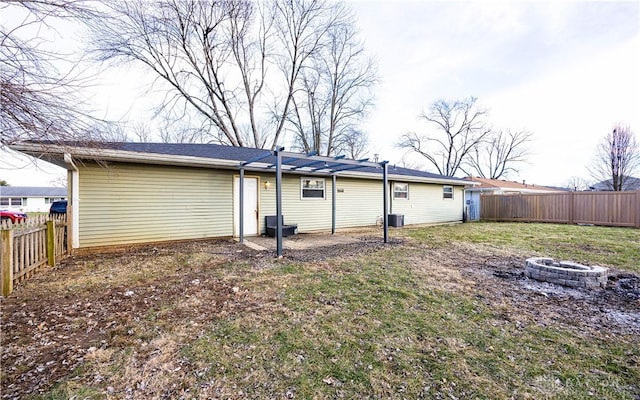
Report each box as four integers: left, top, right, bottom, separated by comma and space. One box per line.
525, 257, 608, 289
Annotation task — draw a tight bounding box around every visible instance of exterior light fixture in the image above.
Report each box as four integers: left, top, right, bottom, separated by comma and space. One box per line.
264, 181, 271, 190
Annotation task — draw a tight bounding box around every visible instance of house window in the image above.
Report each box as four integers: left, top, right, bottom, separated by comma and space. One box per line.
443, 186, 453, 199
10, 198, 24, 206
393, 182, 409, 199
301, 177, 325, 199
44, 197, 64, 204
0, 198, 8, 206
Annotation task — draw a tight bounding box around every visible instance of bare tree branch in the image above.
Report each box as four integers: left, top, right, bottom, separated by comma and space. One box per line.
269, 0, 342, 150
1, 0, 106, 146
462, 129, 533, 179
88, 0, 264, 147
564, 176, 590, 191
335, 128, 368, 160
396, 97, 491, 176
86, 0, 367, 149
288, 4, 376, 156
589, 124, 639, 191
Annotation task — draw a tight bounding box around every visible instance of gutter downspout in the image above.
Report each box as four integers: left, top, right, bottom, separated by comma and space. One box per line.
63, 154, 80, 250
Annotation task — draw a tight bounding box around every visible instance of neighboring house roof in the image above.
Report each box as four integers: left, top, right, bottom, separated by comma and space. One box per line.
464, 177, 561, 193
544, 185, 572, 192
589, 177, 640, 191
0, 186, 67, 197
10, 142, 471, 186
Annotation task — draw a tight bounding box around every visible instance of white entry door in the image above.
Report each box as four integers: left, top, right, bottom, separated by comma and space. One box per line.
234, 177, 258, 236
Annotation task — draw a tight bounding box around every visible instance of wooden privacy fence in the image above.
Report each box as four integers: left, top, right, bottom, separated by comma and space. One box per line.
480, 191, 640, 228
1, 215, 68, 296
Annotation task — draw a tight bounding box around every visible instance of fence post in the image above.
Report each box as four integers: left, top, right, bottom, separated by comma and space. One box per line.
46, 220, 56, 267
568, 192, 574, 225
1, 229, 13, 296
636, 191, 640, 228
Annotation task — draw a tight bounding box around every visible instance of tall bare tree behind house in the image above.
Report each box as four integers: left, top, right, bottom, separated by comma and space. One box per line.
589, 124, 639, 191
1, 0, 104, 146
88, 0, 375, 152
462, 129, 533, 179
397, 97, 492, 177
397, 97, 534, 179
286, 3, 377, 157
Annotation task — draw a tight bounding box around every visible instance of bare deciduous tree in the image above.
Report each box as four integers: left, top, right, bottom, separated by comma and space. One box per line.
335, 128, 369, 159
1, 0, 102, 146
287, 5, 376, 156
589, 124, 639, 191
99, 124, 131, 142
394, 154, 421, 170
397, 97, 491, 176
269, 0, 338, 149
87, 0, 372, 151
159, 122, 207, 144
89, 0, 263, 147
131, 122, 155, 143
463, 129, 533, 179
564, 176, 590, 191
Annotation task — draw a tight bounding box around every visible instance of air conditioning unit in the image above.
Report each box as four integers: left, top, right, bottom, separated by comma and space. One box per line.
387, 214, 404, 227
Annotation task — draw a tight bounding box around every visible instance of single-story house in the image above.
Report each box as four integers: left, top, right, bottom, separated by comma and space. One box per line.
464, 177, 562, 221
0, 186, 66, 213
10, 142, 471, 251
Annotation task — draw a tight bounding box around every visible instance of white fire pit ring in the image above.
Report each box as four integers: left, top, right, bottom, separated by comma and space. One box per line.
525, 257, 608, 289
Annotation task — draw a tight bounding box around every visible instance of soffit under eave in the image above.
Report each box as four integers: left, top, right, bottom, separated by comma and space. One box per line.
11, 143, 469, 186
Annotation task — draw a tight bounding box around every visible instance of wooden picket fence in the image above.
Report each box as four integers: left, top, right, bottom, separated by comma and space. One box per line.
480, 190, 640, 228
1, 214, 68, 296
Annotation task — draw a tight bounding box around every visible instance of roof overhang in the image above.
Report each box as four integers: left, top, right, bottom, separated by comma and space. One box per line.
10, 142, 240, 170
465, 187, 498, 192
465, 186, 560, 193
10, 142, 470, 187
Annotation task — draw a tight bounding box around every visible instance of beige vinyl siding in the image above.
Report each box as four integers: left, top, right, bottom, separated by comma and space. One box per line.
257, 174, 334, 233
258, 176, 465, 232
335, 177, 383, 228
79, 162, 233, 248
78, 162, 465, 247
391, 183, 464, 224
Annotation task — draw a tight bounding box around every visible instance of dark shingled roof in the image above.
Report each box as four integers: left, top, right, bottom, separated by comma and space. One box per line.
112, 142, 270, 162
21, 141, 467, 184
106, 142, 466, 183
0, 186, 67, 197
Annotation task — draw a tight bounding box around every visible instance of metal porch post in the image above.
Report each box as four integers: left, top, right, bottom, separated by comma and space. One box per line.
382, 162, 389, 243
239, 167, 244, 243
275, 147, 283, 257
332, 174, 337, 234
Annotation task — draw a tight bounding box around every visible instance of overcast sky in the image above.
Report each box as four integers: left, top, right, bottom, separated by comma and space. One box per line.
2, 0, 639, 187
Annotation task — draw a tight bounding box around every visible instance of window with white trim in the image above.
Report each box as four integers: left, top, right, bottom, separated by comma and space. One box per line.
0, 198, 26, 205
443, 186, 453, 199
393, 182, 409, 199
301, 177, 325, 199
45, 197, 65, 204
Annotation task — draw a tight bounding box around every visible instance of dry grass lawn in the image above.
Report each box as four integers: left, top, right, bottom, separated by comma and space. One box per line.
1, 222, 638, 399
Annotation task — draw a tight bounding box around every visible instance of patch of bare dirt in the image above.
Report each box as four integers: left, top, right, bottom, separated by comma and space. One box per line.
0, 239, 261, 399
1, 233, 638, 399
283, 235, 402, 262
416, 242, 640, 337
